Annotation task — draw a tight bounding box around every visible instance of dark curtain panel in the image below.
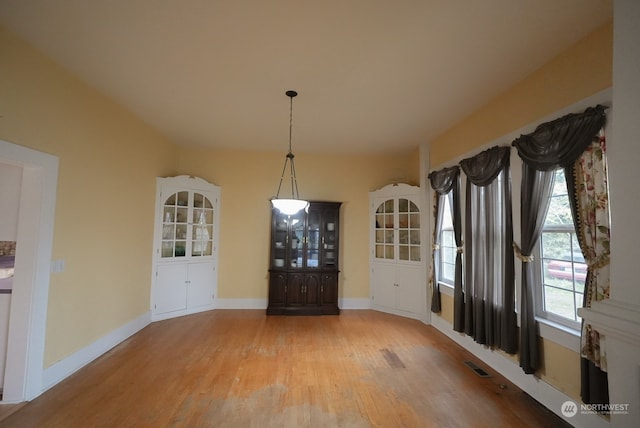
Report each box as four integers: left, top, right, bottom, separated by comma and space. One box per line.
428, 166, 461, 314
430, 192, 443, 313
459, 146, 516, 353
517, 164, 554, 373
451, 176, 463, 332
512, 104, 607, 384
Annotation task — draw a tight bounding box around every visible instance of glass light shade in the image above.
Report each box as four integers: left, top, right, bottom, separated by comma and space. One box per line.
271, 198, 309, 215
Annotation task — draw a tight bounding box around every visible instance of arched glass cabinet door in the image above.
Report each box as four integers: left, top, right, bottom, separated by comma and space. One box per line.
161, 191, 215, 258
374, 197, 420, 262
398, 198, 420, 262
191, 192, 214, 257
374, 199, 395, 260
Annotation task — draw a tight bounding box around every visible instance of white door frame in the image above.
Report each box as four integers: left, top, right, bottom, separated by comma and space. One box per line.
0, 139, 58, 402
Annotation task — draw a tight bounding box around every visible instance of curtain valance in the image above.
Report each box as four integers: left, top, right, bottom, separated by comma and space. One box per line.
512, 105, 607, 171
428, 166, 460, 194
460, 146, 510, 186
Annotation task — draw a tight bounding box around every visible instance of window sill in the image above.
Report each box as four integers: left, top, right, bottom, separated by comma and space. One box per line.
435, 282, 581, 353
437, 282, 454, 297
536, 317, 581, 353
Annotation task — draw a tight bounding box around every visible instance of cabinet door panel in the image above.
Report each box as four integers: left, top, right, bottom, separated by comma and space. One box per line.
305, 273, 320, 305
397, 265, 425, 315
320, 272, 338, 305
371, 263, 397, 309
186, 262, 215, 308
286, 273, 305, 306
269, 272, 287, 305
155, 264, 188, 313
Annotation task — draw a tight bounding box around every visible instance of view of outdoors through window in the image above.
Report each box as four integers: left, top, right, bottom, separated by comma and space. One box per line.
439, 196, 455, 285
540, 168, 585, 326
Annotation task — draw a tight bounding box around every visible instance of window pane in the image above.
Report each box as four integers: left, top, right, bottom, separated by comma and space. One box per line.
544, 286, 576, 320
410, 246, 420, 262
385, 245, 394, 259
538, 168, 585, 329
544, 169, 573, 227
399, 198, 408, 213
399, 213, 409, 229
410, 213, 420, 228
399, 245, 409, 260
438, 195, 455, 284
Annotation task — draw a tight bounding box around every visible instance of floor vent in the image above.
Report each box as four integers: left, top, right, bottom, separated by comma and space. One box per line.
464, 360, 491, 377
381, 348, 406, 369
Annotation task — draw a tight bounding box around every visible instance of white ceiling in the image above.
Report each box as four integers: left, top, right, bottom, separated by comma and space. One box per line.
0, 1, 612, 155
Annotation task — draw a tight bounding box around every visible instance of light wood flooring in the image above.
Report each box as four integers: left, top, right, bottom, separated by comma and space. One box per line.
0, 310, 570, 427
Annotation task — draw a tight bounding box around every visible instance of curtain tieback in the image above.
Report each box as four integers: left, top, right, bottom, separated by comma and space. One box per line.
513, 242, 534, 263
456, 244, 464, 254
432, 243, 440, 251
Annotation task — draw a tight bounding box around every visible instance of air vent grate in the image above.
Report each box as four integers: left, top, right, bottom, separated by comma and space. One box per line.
464, 360, 491, 377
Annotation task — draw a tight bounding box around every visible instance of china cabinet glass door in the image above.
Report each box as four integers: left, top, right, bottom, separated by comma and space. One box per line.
375, 199, 395, 260
322, 209, 338, 268
191, 192, 214, 257
374, 197, 420, 262
290, 211, 305, 269
161, 191, 215, 258
398, 198, 420, 262
306, 210, 320, 268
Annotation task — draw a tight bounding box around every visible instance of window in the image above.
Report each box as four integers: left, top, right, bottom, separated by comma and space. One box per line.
438, 194, 455, 285
537, 168, 585, 329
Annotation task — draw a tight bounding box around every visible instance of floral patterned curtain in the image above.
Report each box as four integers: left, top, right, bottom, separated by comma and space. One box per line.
565, 130, 611, 405
512, 104, 607, 376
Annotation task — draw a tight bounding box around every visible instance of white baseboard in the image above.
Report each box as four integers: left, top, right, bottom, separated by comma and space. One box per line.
41, 311, 151, 394
214, 298, 268, 309
371, 304, 428, 323
339, 298, 370, 309
430, 314, 610, 428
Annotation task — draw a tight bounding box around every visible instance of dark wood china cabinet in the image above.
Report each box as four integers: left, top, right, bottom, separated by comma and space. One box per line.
267, 201, 341, 315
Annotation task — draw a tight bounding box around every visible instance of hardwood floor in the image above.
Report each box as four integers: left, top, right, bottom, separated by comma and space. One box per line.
0, 310, 570, 427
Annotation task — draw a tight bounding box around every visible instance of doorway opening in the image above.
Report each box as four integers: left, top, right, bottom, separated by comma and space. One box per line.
0, 139, 58, 403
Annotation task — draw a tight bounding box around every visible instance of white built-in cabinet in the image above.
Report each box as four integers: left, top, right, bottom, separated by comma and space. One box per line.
151, 176, 220, 320
369, 183, 426, 320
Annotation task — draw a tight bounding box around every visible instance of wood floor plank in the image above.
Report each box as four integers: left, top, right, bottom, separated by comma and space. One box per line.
0, 310, 570, 427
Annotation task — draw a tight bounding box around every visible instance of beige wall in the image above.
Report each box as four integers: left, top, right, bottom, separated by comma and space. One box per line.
0, 26, 178, 366
176, 147, 418, 301
430, 21, 613, 168
429, 21, 613, 401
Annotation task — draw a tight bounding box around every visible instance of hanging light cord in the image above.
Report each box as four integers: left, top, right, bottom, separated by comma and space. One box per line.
275, 91, 300, 199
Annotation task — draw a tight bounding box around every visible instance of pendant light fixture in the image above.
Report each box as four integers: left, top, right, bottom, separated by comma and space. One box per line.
271, 90, 309, 215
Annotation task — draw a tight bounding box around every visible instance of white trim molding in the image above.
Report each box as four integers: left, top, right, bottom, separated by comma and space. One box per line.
430, 314, 610, 428
579, 299, 640, 427
1, 140, 58, 403
214, 298, 268, 310
42, 311, 151, 396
